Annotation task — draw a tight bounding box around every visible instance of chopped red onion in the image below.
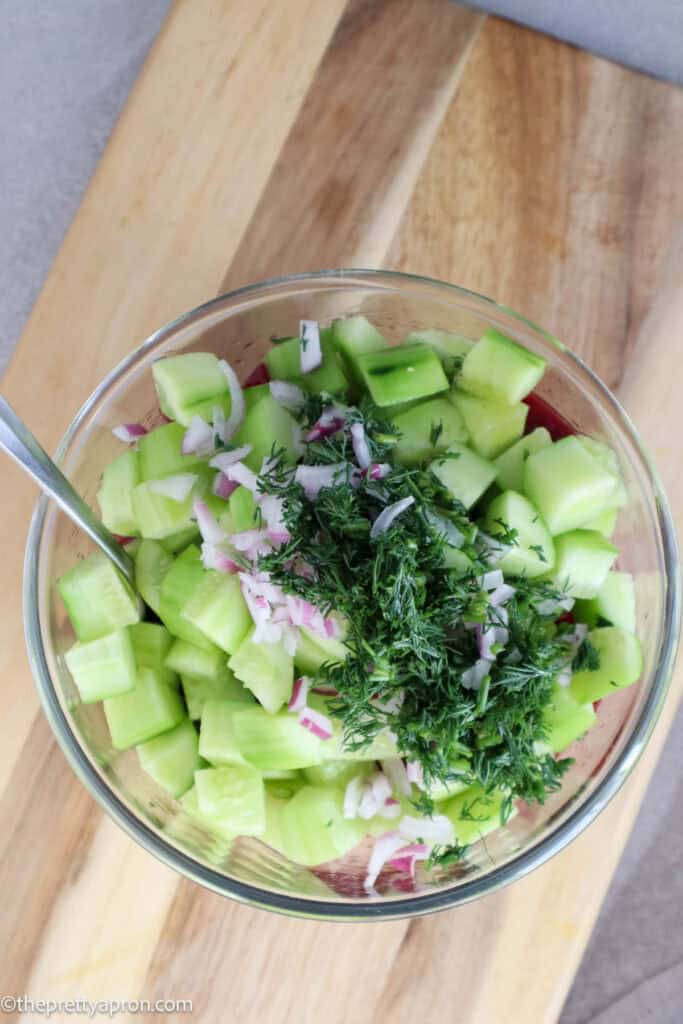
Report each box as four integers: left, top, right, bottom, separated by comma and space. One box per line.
230, 528, 272, 560
372, 772, 393, 806
477, 533, 509, 565
389, 843, 429, 877
426, 509, 464, 548
311, 684, 339, 696
477, 623, 509, 661
192, 499, 225, 545
379, 799, 402, 820
298, 706, 333, 741
201, 543, 238, 574
480, 570, 504, 591
406, 761, 424, 789
305, 409, 347, 442
350, 422, 372, 469
291, 422, 306, 459
461, 658, 492, 690
217, 360, 245, 441
212, 472, 239, 499
147, 473, 197, 502
281, 624, 299, 657
399, 814, 454, 846
295, 463, 346, 500
557, 664, 573, 688
489, 583, 516, 607
381, 758, 412, 797
182, 415, 215, 456
209, 446, 253, 472
269, 379, 306, 411
370, 496, 415, 539
299, 319, 323, 374
288, 676, 310, 713
535, 595, 575, 616
222, 460, 260, 495
364, 832, 407, 892
344, 776, 364, 819
112, 423, 148, 443
368, 462, 391, 481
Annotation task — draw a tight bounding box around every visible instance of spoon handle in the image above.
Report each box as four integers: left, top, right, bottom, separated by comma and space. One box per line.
0, 395, 135, 583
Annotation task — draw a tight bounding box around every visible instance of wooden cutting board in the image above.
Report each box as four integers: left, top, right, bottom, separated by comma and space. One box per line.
2, 2, 683, 1020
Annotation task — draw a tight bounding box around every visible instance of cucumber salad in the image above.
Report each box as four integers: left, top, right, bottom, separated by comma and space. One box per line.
58, 317, 642, 892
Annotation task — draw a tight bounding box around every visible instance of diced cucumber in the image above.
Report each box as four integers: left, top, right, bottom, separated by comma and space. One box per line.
483, 490, 554, 577
137, 718, 200, 797
266, 330, 349, 396
152, 352, 229, 427
158, 546, 216, 651
493, 428, 552, 493
244, 383, 270, 411
323, 724, 398, 763
137, 422, 205, 481
181, 671, 253, 720
550, 530, 618, 599
576, 437, 627, 509
194, 763, 265, 837
199, 699, 248, 765
133, 539, 174, 615
444, 548, 473, 575
262, 792, 289, 855
180, 571, 252, 655
159, 525, 201, 553
132, 480, 195, 540
128, 622, 173, 670
357, 344, 448, 407
229, 486, 258, 532
179, 784, 236, 842
293, 623, 349, 675
450, 390, 528, 459
523, 436, 619, 535
430, 443, 498, 509
581, 506, 618, 538
404, 329, 473, 361
391, 397, 468, 465
181, 390, 231, 425
331, 315, 388, 388
442, 785, 510, 845
279, 785, 364, 866
165, 638, 227, 681
541, 683, 596, 753
228, 628, 294, 713
232, 707, 326, 770
232, 394, 298, 472
97, 450, 140, 536
58, 553, 142, 642
265, 775, 305, 800
64, 629, 136, 703
302, 760, 371, 788
575, 571, 636, 633
423, 759, 472, 802
104, 666, 185, 750
460, 328, 546, 405
265, 338, 300, 380
569, 627, 643, 704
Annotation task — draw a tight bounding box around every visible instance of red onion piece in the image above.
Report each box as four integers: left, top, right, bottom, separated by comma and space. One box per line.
399, 814, 454, 846
381, 758, 412, 797
294, 463, 346, 500
209, 445, 253, 472
299, 319, 322, 374
147, 473, 197, 502
288, 676, 310, 713
426, 509, 464, 548
350, 422, 371, 469
480, 570, 504, 591
112, 422, 148, 443
557, 665, 573, 688
182, 415, 214, 456
368, 462, 391, 480
217, 359, 245, 441
311, 684, 339, 696
370, 496, 415, 539
489, 583, 516, 607
405, 760, 424, 788
201, 543, 238, 574
269, 380, 305, 411
364, 832, 407, 892
212, 472, 239, 499
222, 460, 260, 495
344, 776, 364, 820
461, 658, 492, 690
298, 706, 333, 740
389, 844, 429, 877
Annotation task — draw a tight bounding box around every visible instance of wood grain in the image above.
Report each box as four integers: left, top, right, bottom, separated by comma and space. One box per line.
1, 3, 682, 1023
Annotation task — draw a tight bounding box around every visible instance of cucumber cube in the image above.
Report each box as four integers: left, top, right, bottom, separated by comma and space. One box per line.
183, 390, 231, 425
404, 329, 473, 361
569, 627, 643, 704
137, 422, 205, 481
195, 764, 265, 836
159, 525, 201, 553
228, 628, 294, 713
293, 624, 349, 675
391, 397, 468, 465
137, 718, 200, 797
430, 442, 498, 509
152, 352, 229, 427
262, 792, 289, 855
64, 629, 136, 703
232, 394, 298, 472
422, 759, 472, 802
575, 571, 636, 633
460, 328, 546, 405
576, 437, 627, 509
523, 436, 619, 535
581, 506, 618, 538
58, 553, 142, 642
484, 490, 555, 578
199, 700, 248, 765
302, 760, 371, 788
264, 337, 301, 379
357, 344, 448, 407
181, 672, 253, 720
493, 427, 552, 493
232, 707, 326, 770
104, 666, 185, 749
442, 785, 511, 845
266, 330, 348, 396
179, 784, 236, 842
158, 546, 216, 651
165, 638, 227, 680
450, 389, 528, 459
331, 315, 388, 388
551, 530, 618, 599
243, 383, 271, 411
541, 683, 596, 753
180, 571, 252, 655
97, 450, 140, 536
133, 539, 174, 615
131, 480, 195, 540
128, 622, 173, 669
280, 785, 364, 866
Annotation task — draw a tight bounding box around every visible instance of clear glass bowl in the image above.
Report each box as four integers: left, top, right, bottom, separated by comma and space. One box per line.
24, 270, 680, 920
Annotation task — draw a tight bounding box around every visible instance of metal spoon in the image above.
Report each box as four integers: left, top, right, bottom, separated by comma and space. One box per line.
0, 395, 135, 583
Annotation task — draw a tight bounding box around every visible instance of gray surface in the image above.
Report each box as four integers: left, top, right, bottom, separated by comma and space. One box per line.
462, 0, 683, 85
2, 4, 683, 1023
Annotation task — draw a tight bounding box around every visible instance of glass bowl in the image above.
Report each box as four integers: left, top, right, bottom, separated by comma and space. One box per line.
24, 270, 680, 920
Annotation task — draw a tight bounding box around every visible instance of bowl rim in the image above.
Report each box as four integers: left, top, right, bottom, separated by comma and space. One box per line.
23, 268, 682, 921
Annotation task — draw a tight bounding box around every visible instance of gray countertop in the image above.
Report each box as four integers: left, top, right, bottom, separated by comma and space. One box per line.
2, 4, 682, 1022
